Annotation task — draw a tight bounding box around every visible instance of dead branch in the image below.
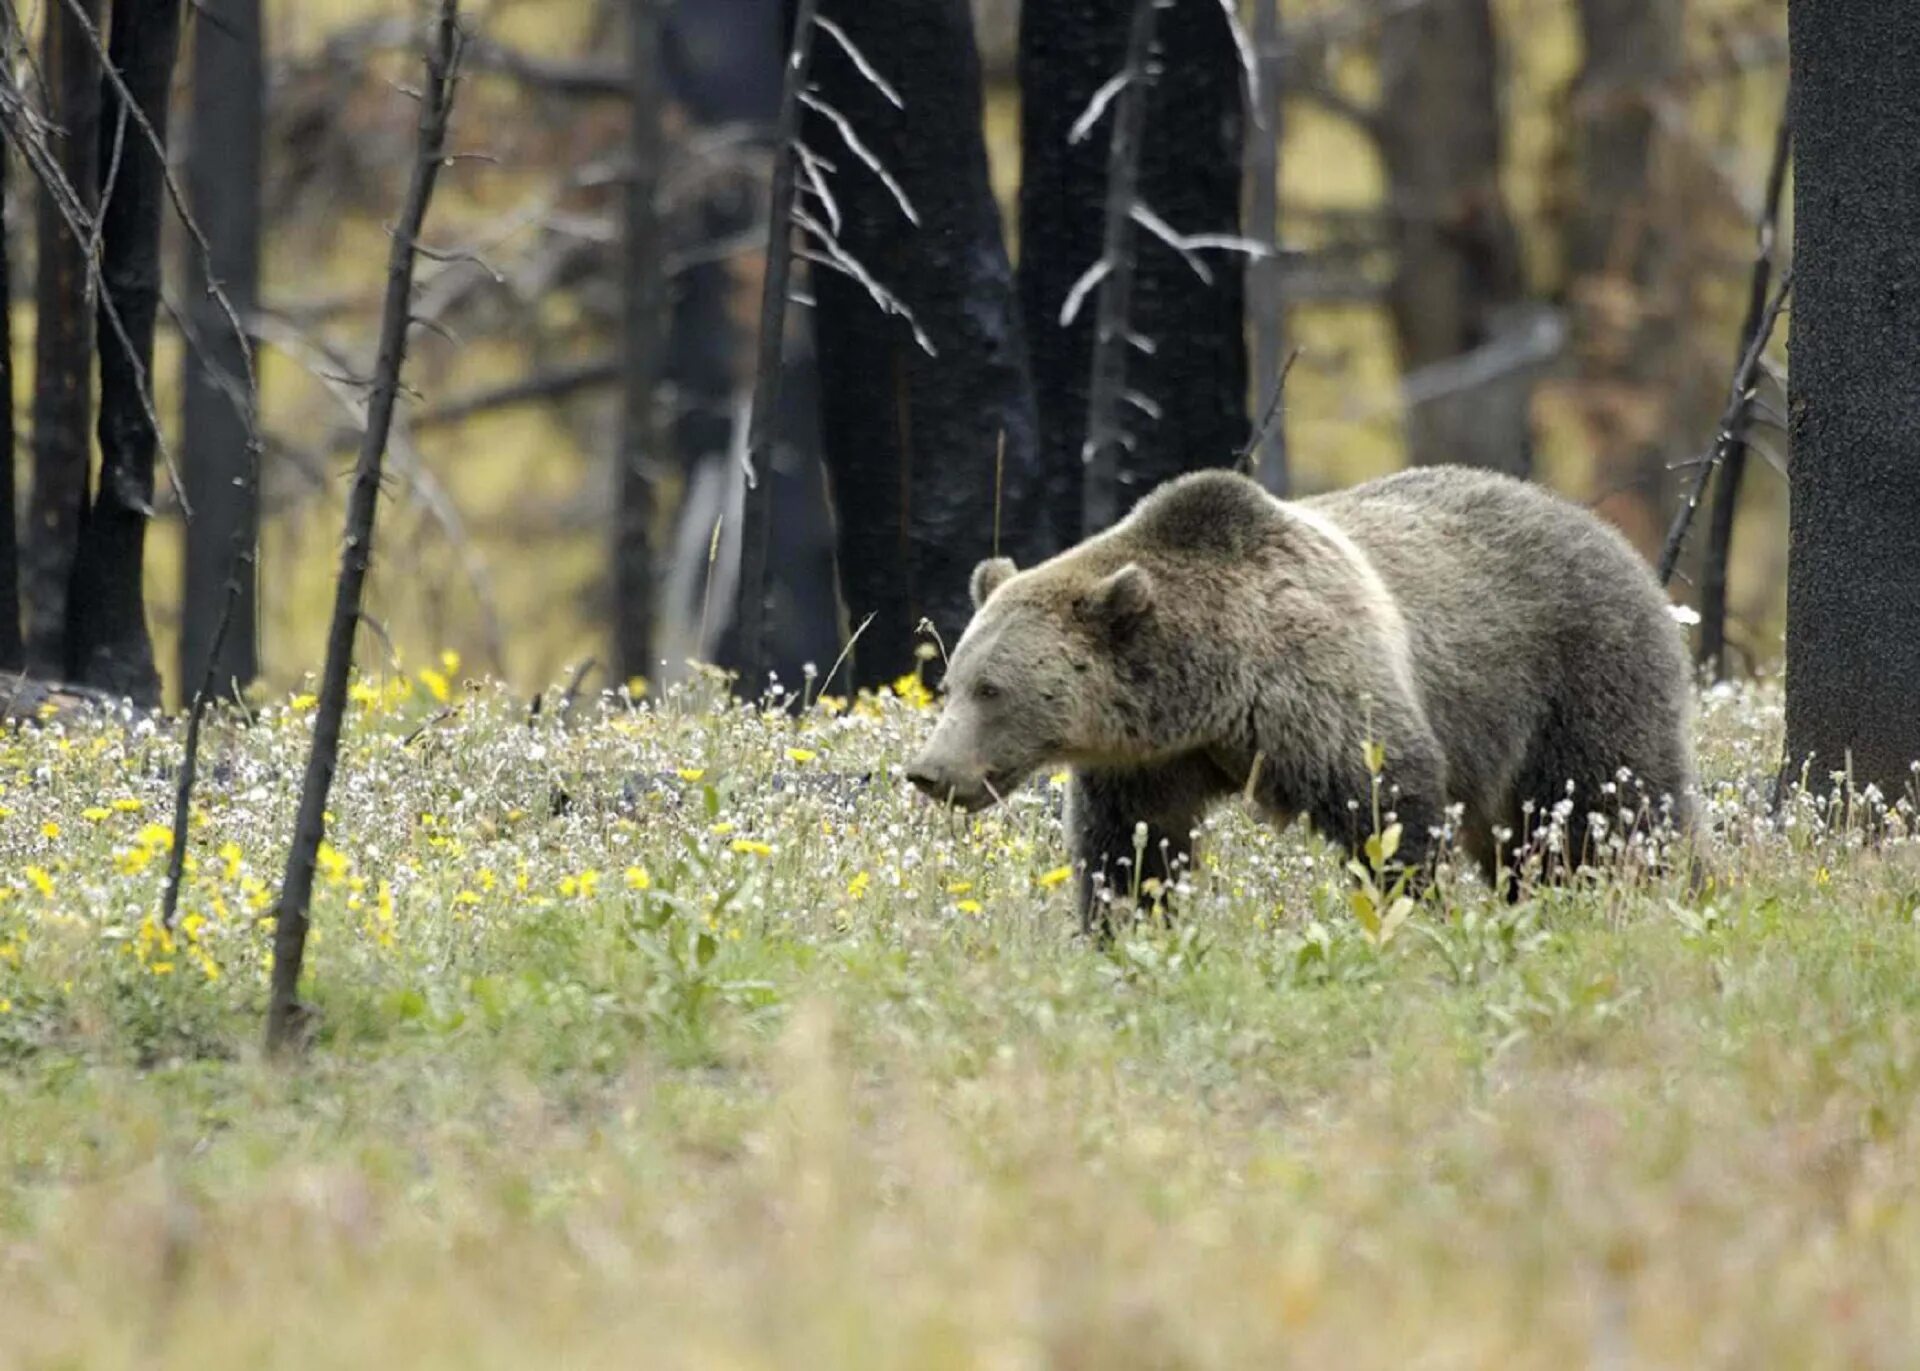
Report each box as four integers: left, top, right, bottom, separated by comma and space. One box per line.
268, 0, 464, 1055
1698, 96, 1792, 678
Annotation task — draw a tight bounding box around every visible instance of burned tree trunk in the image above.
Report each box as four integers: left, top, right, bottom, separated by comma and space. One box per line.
804, 0, 1047, 685
180, 0, 263, 697
67, 0, 182, 706
1781, 0, 1920, 802
269, 1, 463, 1053
25, 0, 103, 678
0, 144, 19, 672
1019, 0, 1248, 544
1376, 0, 1536, 476
613, 0, 664, 686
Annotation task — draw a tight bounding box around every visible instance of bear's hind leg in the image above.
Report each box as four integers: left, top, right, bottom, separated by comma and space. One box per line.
1067, 756, 1229, 938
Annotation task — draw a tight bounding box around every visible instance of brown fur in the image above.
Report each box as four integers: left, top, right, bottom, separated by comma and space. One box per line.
908, 467, 1696, 928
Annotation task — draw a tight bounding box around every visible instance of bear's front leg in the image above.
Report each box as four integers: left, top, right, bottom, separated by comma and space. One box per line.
1066, 755, 1228, 937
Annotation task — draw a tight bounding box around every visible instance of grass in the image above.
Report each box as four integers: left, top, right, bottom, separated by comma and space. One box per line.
3, 669, 1920, 1368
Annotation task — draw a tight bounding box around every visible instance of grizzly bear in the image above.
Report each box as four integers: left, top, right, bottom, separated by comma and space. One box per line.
906, 466, 1696, 926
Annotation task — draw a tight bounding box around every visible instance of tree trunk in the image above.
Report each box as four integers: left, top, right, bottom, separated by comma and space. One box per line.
25, 0, 103, 678
614, 0, 663, 687
1782, 0, 1920, 802
1563, 0, 1687, 556
67, 0, 181, 706
1376, 0, 1535, 476
0, 142, 19, 672
1019, 0, 1248, 545
180, 0, 262, 698
805, 0, 1048, 687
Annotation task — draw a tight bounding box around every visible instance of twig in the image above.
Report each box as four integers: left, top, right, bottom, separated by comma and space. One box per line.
267, 0, 464, 1055
1081, 0, 1160, 534
1245, 0, 1289, 493
1655, 263, 1793, 588
734, 0, 821, 695
1698, 95, 1792, 678
1236, 347, 1299, 480
412, 357, 618, 428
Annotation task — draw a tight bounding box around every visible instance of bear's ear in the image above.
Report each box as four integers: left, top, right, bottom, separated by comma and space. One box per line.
970, 557, 1018, 609
1082, 563, 1155, 635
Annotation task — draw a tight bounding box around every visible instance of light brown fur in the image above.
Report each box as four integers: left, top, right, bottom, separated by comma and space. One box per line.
908, 467, 1696, 928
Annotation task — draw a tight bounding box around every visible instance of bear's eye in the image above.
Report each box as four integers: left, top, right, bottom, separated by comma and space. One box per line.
975, 681, 1002, 702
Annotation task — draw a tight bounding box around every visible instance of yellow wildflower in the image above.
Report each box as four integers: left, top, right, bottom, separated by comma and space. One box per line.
418, 667, 451, 704
730, 839, 773, 857
289, 692, 319, 712
1037, 865, 1073, 890
625, 866, 652, 891
787, 747, 818, 764
440, 649, 461, 674
41, 822, 59, 840
111, 797, 143, 813
957, 899, 983, 915
847, 870, 871, 899
678, 767, 707, 782
25, 867, 54, 898
219, 841, 243, 882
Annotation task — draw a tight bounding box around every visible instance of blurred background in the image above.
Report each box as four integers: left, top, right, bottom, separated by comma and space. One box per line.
1, 0, 1789, 704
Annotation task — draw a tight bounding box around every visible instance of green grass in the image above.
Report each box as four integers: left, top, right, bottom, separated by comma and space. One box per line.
4, 672, 1920, 1368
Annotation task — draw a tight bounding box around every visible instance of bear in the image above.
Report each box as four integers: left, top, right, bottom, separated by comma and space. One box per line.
906, 465, 1697, 928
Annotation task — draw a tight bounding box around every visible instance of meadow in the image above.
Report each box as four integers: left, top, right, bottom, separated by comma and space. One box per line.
3, 668, 1919, 1368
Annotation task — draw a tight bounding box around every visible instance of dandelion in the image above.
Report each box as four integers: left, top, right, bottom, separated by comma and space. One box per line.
111, 797, 143, 813
290, 693, 318, 711
730, 839, 773, 857
787, 747, 818, 764
40, 822, 59, 840
219, 842, 243, 882
847, 870, 871, 899
957, 899, 983, 914
1037, 865, 1073, 890
678, 767, 707, 782
25, 867, 55, 898
440, 649, 461, 674
947, 880, 974, 894
625, 866, 652, 891
418, 667, 451, 704
891, 672, 935, 711
81, 806, 111, 823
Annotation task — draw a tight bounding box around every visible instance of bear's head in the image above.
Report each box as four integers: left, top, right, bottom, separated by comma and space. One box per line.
906, 553, 1157, 811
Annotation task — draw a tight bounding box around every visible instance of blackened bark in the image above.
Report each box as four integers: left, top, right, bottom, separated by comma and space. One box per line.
1564, 0, 1687, 555
0, 144, 19, 672
732, 0, 816, 694
1019, 0, 1248, 546
1376, 0, 1534, 475
1079, 0, 1158, 536
180, 0, 263, 696
1782, 0, 1920, 800
806, 0, 1047, 686
25, 0, 103, 677
614, 0, 663, 685
67, 0, 182, 706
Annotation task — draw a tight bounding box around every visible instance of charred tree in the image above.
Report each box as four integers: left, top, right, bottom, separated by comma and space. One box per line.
66, 0, 182, 706
25, 0, 103, 678
1376, 0, 1536, 475
802, 0, 1048, 685
1562, 0, 1688, 554
179, 0, 263, 697
1019, 0, 1248, 544
0, 143, 19, 672
613, 0, 663, 686
1781, 0, 1920, 802
269, 1, 463, 1053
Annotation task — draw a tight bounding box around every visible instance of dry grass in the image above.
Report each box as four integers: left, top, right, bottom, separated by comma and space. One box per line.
4, 673, 1920, 1368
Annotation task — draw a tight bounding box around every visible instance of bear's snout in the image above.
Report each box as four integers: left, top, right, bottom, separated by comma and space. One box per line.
905, 755, 1000, 812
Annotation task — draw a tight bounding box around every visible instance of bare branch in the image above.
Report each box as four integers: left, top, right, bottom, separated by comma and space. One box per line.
1069, 72, 1130, 146
811, 14, 903, 110
798, 88, 919, 224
